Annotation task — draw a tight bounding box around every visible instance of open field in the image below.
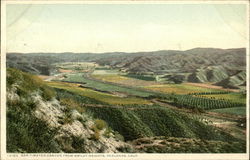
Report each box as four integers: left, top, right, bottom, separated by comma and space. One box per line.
91, 69, 158, 86
92, 74, 158, 86
92, 74, 129, 82
62, 73, 153, 97
186, 83, 240, 92
124, 74, 156, 81
58, 68, 74, 73
47, 81, 151, 105
143, 83, 225, 95
92, 69, 120, 75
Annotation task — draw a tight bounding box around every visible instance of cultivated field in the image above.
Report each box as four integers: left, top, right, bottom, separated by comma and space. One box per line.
143, 83, 224, 95
62, 73, 153, 97
92, 74, 158, 86
53, 64, 246, 116
47, 81, 151, 105
195, 93, 246, 104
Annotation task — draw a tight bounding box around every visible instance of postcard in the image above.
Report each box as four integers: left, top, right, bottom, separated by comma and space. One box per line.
1, 0, 249, 160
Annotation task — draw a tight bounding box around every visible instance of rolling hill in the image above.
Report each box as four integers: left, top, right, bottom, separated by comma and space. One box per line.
7, 48, 246, 89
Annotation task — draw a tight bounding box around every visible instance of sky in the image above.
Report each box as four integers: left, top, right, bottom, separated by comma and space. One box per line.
6, 3, 248, 53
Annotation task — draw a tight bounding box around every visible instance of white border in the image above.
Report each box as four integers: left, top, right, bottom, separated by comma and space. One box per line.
1, 0, 7, 159
1, 1, 249, 160
2, 0, 250, 4
246, 0, 250, 156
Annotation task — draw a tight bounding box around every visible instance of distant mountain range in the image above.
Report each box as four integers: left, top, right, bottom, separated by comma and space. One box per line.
7, 47, 246, 89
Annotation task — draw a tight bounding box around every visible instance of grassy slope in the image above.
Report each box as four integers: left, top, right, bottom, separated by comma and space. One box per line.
55, 88, 106, 105
7, 68, 59, 153
86, 105, 240, 143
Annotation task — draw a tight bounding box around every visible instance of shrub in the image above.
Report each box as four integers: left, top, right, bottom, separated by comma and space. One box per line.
62, 113, 74, 125
139, 138, 153, 144
117, 146, 134, 153
72, 136, 86, 153
89, 119, 108, 141
114, 131, 124, 141
103, 127, 112, 138
60, 98, 85, 113
76, 116, 86, 125
94, 119, 107, 130
41, 86, 56, 101
91, 131, 100, 141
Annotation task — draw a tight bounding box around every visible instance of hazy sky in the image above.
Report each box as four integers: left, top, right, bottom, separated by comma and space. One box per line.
6, 4, 247, 53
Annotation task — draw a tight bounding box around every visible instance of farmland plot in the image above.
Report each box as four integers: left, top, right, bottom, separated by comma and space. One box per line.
62, 73, 153, 97
144, 83, 224, 95
47, 81, 151, 105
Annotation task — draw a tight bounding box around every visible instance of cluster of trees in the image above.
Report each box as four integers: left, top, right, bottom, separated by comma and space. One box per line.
188, 91, 231, 95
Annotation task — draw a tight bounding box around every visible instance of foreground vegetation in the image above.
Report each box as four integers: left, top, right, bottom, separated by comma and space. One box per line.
7, 68, 59, 152
6, 68, 247, 153
86, 105, 240, 142
6, 68, 132, 153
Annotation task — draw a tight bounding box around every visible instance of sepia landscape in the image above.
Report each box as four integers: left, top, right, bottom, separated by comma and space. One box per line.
5, 3, 247, 154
